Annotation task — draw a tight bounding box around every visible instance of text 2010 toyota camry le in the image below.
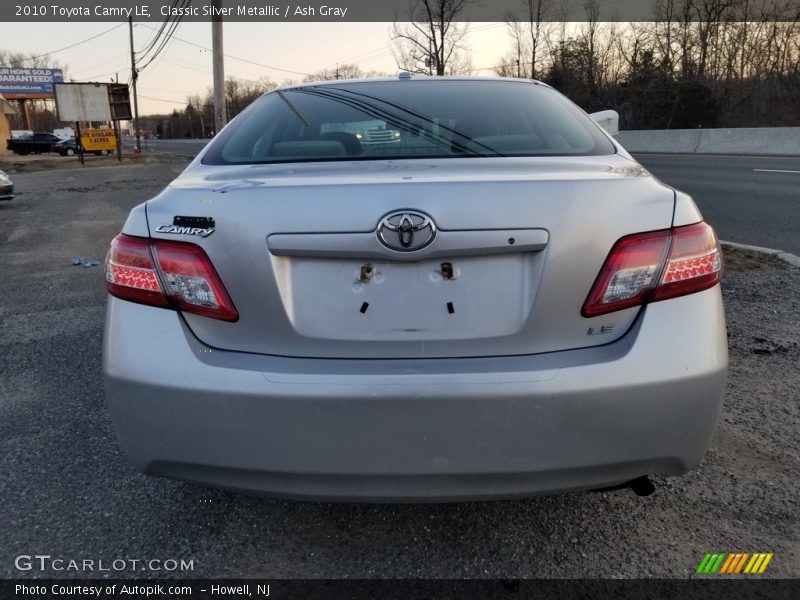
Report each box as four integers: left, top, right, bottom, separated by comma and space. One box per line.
103, 76, 727, 501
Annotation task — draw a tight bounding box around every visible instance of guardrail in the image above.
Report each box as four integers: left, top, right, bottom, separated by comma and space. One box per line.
616, 127, 800, 156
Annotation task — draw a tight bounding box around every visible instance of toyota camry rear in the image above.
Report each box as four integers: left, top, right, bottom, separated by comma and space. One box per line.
102, 77, 727, 501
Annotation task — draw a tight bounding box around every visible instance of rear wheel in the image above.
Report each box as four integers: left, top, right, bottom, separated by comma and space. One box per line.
65, 148, 75, 157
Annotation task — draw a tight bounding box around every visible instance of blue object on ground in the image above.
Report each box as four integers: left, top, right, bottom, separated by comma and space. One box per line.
72, 257, 84, 265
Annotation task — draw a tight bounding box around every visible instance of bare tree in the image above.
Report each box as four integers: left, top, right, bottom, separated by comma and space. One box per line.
494, 1, 554, 79
302, 64, 390, 82
0, 50, 67, 75
178, 76, 277, 136
523, 0, 554, 79
304, 63, 363, 81
391, 0, 471, 75
0, 50, 69, 131
225, 77, 276, 118
494, 21, 527, 77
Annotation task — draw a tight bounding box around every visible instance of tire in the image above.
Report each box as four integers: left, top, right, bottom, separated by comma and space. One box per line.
65, 148, 75, 157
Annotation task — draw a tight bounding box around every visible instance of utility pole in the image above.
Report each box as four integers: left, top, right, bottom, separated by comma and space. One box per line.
128, 16, 141, 153
113, 72, 122, 161
212, 0, 226, 135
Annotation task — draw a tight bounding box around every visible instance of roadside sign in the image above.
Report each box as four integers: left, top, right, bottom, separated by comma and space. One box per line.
0, 67, 64, 99
108, 84, 132, 121
54, 83, 112, 122
81, 128, 117, 151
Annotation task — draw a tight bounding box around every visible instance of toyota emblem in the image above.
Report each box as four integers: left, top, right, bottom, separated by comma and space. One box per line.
377, 210, 436, 251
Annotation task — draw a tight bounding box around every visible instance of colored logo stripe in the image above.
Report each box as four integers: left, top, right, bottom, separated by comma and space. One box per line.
697, 552, 773, 574
719, 553, 737, 573
726, 553, 748, 574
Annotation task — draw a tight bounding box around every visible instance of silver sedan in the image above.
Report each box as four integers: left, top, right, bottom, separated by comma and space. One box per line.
0, 170, 13, 200
103, 77, 727, 501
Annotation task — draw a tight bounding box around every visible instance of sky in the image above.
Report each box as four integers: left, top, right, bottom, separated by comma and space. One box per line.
1, 21, 516, 114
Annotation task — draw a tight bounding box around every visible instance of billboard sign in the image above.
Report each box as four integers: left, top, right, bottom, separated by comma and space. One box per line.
0, 67, 64, 99
108, 84, 132, 121
54, 83, 112, 122
81, 128, 117, 151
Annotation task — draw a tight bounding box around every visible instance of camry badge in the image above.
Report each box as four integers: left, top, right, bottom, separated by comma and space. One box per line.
156, 225, 215, 237
156, 216, 216, 237
377, 210, 436, 251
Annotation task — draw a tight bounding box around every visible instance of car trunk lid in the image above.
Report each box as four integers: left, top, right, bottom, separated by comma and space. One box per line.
146, 156, 673, 359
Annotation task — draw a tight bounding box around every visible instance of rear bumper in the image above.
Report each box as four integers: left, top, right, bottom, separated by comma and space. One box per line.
0, 184, 13, 200
103, 288, 727, 501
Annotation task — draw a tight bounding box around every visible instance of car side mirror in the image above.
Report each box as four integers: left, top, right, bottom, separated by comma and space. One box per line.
589, 110, 619, 136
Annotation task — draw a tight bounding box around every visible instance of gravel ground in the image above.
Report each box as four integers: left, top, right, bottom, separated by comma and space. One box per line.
0, 158, 797, 579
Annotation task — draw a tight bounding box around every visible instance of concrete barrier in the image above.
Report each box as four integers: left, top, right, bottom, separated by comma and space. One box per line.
616, 127, 800, 156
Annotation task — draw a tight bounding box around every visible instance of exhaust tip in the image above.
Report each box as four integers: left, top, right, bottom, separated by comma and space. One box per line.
629, 476, 656, 497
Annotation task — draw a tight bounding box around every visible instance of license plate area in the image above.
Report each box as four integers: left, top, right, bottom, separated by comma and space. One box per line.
277, 254, 535, 341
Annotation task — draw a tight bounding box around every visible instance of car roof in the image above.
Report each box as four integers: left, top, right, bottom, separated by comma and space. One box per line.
275, 75, 549, 93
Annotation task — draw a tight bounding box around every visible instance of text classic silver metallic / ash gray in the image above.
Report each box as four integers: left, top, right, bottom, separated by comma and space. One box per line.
103, 76, 727, 501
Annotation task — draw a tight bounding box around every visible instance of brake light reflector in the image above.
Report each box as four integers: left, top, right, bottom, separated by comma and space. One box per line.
582, 222, 721, 317
105, 234, 238, 321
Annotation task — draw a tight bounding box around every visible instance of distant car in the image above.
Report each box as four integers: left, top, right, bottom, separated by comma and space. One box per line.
103, 76, 727, 501
6, 132, 63, 155
0, 170, 12, 200
53, 137, 110, 157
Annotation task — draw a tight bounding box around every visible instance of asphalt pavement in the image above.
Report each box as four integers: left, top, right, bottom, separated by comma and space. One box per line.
634, 154, 800, 255
135, 139, 800, 255
0, 157, 797, 579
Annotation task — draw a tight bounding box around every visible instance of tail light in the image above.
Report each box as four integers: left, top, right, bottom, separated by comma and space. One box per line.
106, 234, 238, 322
582, 221, 722, 318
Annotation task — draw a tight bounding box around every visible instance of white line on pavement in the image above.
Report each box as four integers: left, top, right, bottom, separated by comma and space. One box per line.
753, 169, 800, 174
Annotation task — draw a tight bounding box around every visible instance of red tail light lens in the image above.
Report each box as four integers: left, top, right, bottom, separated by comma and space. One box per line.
651, 222, 722, 302
106, 234, 238, 322
106, 235, 170, 308
582, 222, 722, 318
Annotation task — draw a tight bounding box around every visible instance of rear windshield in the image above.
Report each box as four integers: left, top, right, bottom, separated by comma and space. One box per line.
202, 79, 615, 165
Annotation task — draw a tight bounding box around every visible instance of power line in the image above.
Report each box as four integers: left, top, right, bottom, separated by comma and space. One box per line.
69, 53, 130, 76
162, 57, 271, 87
138, 22, 312, 77
137, 27, 179, 73
139, 94, 187, 105
135, 0, 178, 59
324, 43, 394, 69
25, 23, 125, 61
137, 0, 190, 72
80, 68, 130, 82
